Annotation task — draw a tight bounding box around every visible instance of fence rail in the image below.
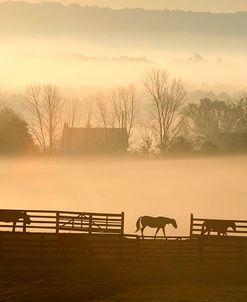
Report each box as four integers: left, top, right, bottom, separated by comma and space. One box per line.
0, 209, 124, 235
1, 210, 247, 269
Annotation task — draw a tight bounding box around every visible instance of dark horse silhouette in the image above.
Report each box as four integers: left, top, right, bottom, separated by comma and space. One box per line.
0, 210, 31, 232
136, 216, 177, 239
201, 219, 236, 236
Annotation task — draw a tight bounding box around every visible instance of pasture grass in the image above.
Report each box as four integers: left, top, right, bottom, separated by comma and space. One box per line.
97, 282, 247, 302
1, 277, 247, 302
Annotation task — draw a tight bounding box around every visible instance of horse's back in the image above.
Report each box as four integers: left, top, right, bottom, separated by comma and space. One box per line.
141, 216, 168, 227
142, 216, 168, 220
0, 210, 23, 222
205, 220, 232, 232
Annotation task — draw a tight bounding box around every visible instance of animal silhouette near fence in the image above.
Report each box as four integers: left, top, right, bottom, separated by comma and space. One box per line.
201, 219, 236, 236
190, 214, 247, 237
135, 216, 177, 239
0, 210, 31, 232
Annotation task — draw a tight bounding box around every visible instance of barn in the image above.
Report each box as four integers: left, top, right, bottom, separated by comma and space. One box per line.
61, 123, 128, 154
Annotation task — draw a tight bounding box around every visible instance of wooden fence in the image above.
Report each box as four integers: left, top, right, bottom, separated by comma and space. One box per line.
0, 209, 124, 235
190, 214, 247, 237
0, 232, 247, 270
1, 210, 247, 271
0, 232, 196, 261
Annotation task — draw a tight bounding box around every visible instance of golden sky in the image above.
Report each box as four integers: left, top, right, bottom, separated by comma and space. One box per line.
13, 0, 247, 12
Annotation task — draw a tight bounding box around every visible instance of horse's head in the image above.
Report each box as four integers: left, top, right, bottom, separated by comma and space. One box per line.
171, 219, 177, 229
23, 212, 31, 225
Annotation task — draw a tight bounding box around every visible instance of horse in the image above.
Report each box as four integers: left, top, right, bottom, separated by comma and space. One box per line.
57, 234, 93, 258
0, 210, 31, 232
135, 216, 177, 239
201, 219, 236, 236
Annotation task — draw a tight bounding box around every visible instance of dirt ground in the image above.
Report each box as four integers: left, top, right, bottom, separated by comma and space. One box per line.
1, 279, 247, 302
97, 283, 247, 302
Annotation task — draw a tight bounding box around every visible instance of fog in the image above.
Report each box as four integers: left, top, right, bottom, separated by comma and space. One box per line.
9, 0, 247, 13
1, 38, 247, 90
1, 2, 247, 90
1, 156, 247, 236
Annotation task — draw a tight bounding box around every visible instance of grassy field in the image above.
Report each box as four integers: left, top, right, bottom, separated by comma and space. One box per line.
1, 278, 247, 302
97, 283, 247, 302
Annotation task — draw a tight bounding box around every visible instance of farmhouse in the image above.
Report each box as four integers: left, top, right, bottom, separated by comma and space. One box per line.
61, 123, 128, 154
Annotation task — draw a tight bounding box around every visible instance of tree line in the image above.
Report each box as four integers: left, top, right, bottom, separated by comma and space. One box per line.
1, 68, 247, 156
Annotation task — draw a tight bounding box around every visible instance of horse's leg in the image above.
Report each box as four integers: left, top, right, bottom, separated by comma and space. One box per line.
154, 228, 160, 239
201, 224, 205, 236
162, 227, 167, 239
141, 226, 146, 239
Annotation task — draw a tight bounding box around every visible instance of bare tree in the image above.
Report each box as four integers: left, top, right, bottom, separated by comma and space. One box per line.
64, 98, 82, 128
95, 91, 115, 128
95, 85, 138, 146
83, 99, 93, 127
138, 121, 154, 155
24, 84, 63, 154
110, 84, 138, 145
24, 84, 46, 152
43, 84, 63, 154
144, 68, 186, 153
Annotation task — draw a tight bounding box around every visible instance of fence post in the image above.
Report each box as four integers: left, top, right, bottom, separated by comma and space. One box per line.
89, 214, 92, 234
136, 235, 140, 260
119, 234, 123, 260
106, 216, 108, 230
56, 212, 60, 234
198, 237, 204, 266
179, 238, 183, 257
121, 212, 125, 236
163, 238, 167, 256
190, 214, 194, 238
0, 232, 2, 259
23, 211, 27, 233
81, 216, 83, 230
240, 238, 244, 266
40, 234, 45, 259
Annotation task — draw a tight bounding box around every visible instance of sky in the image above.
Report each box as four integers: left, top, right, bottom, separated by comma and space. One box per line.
12, 0, 247, 12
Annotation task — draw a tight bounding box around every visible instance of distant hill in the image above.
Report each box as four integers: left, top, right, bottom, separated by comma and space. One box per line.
0, 2, 247, 39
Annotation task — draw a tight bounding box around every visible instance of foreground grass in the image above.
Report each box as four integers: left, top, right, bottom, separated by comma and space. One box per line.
1, 280, 247, 302
1, 272, 247, 302
97, 283, 247, 302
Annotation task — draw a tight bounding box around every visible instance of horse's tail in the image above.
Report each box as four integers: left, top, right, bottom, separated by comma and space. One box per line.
135, 217, 143, 233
